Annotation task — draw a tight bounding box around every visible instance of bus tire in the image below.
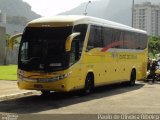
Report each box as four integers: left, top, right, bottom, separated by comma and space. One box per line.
41, 90, 51, 96
84, 73, 94, 94
129, 69, 136, 86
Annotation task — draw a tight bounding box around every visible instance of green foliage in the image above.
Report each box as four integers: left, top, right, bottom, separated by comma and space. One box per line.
148, 36, 160, 58
6, 34, 10, 47
6, 34, 21, 47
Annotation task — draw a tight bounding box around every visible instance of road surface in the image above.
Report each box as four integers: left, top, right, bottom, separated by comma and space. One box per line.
0, 81, 160, 115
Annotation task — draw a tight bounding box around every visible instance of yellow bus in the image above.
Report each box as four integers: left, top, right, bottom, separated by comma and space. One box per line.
9, 15, 148, 94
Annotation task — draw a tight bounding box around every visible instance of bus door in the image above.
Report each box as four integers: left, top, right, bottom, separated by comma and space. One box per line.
69, 36, 83, 88
69, 24, 88, 88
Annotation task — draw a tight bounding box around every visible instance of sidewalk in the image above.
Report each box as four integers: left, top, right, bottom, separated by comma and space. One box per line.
0, 80, 38, 101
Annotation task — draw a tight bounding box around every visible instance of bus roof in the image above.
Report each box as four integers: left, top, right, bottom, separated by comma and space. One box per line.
28, 15, 147, 34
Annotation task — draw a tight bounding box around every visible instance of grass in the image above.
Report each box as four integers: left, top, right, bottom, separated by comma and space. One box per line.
0, 65, 17, 81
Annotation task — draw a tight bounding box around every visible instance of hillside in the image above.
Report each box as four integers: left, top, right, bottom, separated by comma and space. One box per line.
61, 0, 160, 26
0, 0, 41, 34
60, 0, 132, 26
0, 0, 41, 20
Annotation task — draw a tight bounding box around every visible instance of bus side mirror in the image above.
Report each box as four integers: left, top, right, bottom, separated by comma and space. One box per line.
65, 32, 80, 52
9, 33, 22, 50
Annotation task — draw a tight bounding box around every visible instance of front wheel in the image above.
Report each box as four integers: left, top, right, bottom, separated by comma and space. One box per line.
84, 74, 94, 94
41, 90, 51, 96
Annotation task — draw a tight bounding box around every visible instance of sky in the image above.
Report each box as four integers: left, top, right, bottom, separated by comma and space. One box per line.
23, 0, 98, 17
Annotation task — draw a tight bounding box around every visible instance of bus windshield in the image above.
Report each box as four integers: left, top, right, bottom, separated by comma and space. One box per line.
19, 26, 72, 72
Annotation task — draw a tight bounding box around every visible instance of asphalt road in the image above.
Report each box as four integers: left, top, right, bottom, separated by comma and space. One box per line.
0, 81, 160, 115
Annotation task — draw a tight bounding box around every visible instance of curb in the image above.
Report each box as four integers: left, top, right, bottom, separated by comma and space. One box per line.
0, 92, 36, 101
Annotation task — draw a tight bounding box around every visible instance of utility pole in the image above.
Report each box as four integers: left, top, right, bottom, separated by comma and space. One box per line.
84, 1, 91, 16
132, 0, 135, 27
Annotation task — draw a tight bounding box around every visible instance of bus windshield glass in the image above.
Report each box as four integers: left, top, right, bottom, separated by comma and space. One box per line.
19, 26, 73, 72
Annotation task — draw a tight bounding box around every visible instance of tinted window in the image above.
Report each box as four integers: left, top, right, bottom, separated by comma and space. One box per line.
69, 24, 88, 65
73, 24, 88, 41
87, 25, 102, 51
102, 28, 124, 50
113, 29, 123, 48
87, 25, 147, 51
102, 27, 112, 48
19, 26, 72, 72
139, 34, 147, 49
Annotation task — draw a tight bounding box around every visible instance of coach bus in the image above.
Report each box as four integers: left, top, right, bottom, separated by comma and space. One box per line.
9, 15, 148, 94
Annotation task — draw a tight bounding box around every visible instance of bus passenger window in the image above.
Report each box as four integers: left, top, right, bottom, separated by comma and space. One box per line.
113, 29, 122, 49
102, 27, 112, 49
139, 34, 147, 50
87, 25, 102, 51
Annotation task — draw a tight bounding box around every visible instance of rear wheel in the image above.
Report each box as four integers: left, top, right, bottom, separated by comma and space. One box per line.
84, 74, 94, 94
129, 70, 136, 86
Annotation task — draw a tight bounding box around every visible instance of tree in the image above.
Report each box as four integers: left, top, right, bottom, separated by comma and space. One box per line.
148, 36, 160, 58
6, 34, 10, 47
6, 34, 20, 47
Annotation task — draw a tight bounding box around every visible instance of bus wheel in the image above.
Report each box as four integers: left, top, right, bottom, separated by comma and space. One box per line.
129, 70, 136, 86
84, 74, 94, 94
41, 90, 51, 96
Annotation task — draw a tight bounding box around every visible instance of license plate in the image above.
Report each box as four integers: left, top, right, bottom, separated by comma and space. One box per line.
34, 84, 43, 89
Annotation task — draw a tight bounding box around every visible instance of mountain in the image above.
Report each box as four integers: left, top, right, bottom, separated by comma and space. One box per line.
0, 0, 41, 34
60, 0, 110, 21
0, 0, 41, 20
60, 0, 160, 26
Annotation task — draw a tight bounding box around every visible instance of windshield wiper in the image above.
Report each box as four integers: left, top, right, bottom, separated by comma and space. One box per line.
21, 57, 40, 64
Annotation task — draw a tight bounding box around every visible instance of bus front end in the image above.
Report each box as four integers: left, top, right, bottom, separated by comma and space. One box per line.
17, 25, 74, 92
15, 16, 88, 92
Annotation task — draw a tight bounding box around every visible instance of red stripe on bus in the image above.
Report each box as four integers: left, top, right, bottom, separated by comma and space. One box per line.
101, 40, 129, 52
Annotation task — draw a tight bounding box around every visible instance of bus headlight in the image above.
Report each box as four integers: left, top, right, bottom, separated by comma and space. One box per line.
53, 72, 72, 81
37, 72, 72, 82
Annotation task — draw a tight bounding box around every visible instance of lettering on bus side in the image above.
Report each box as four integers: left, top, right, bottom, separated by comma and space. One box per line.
111, 52, 118, 59
119, 54, 137, 59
